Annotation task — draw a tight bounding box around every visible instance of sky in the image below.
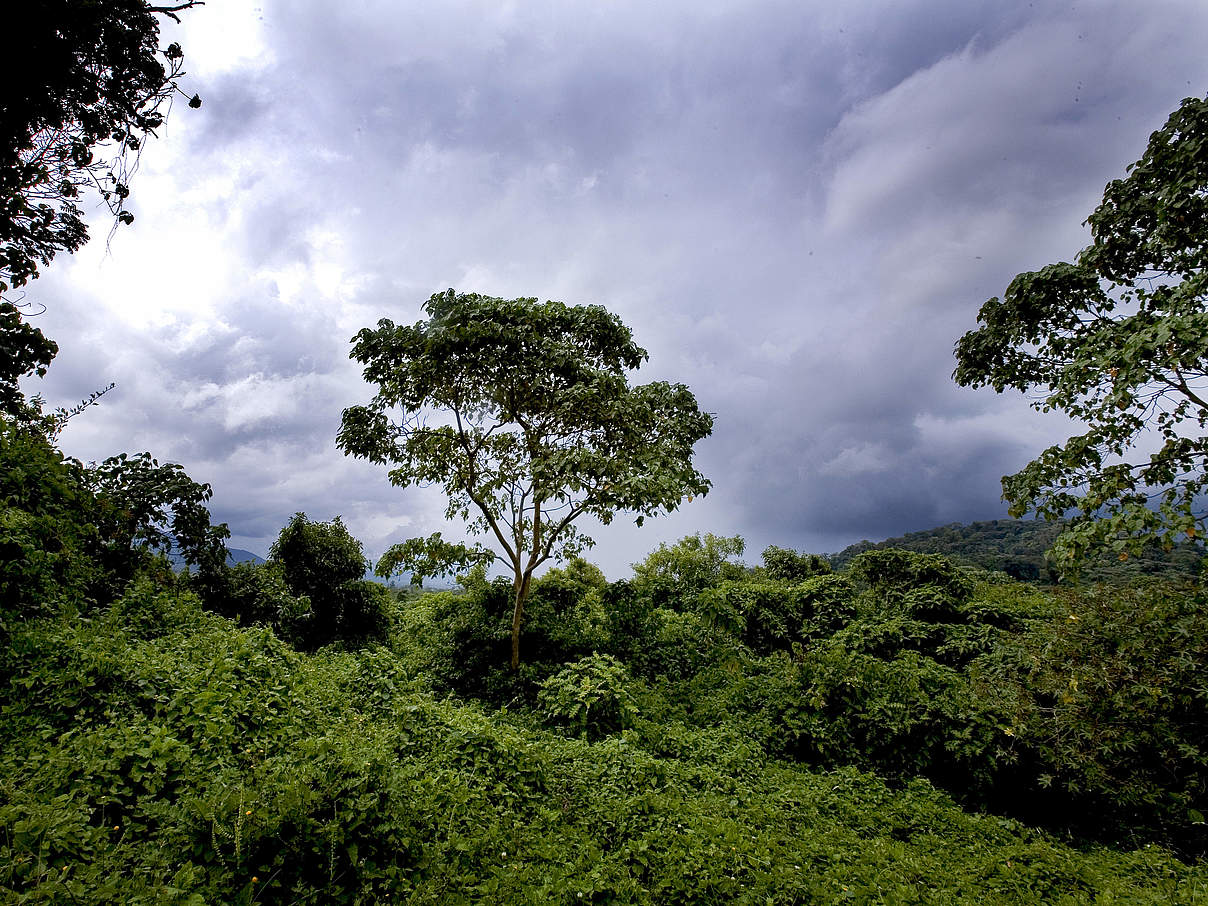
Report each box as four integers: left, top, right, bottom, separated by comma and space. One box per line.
21, 0, 1208, 578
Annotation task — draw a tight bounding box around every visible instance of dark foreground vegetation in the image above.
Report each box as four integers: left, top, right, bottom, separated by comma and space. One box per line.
4, 454, 1208, 903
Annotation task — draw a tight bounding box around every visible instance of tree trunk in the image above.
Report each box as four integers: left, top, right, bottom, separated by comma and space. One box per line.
509, 571, 532, 670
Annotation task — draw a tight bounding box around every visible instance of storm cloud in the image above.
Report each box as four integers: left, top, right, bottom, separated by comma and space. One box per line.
24, 0, 1208, 576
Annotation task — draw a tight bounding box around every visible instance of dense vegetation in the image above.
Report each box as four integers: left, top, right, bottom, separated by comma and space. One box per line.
5, 433, 1208, 903
4, 308, 1208, 901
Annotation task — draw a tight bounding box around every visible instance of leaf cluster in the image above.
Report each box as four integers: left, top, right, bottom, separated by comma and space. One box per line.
954, 95, 1208, 567
0, 0, 203, 294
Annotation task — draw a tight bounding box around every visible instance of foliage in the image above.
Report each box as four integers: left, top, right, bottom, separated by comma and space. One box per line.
194, 560, 314, 649
784, 647, 1006, 791
976, 580, 1208, 851
831, 517, 1202, 582
85, 450, 230, 585
376, 530, 495, 584
761, 544, 832, 582
538, 653, 640, 741
266, 512, 388, 649
847, 548, 975, 607
696, 579, 808, 654
0, 302, 57, 421
954, 95, 1208, 568
4, 585, 1207, 904
797, 573, 859, 637
1, 423, 229, 618
630, 608, 736, 681
631, 533, 746, 609
397, 562, 619, 705
0, 423, 95, 622
270, 512, 365, 599
1, 0, 202, 297
398, 577, 516, 701
338, 289, 713, 667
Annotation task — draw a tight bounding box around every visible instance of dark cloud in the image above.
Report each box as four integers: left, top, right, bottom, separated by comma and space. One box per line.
23, 0, 1208, 575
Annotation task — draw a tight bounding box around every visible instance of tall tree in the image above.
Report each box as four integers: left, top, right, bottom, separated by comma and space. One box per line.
954, 95, 1208, 567
1, 0, 202, 299
338, 289, 713, 668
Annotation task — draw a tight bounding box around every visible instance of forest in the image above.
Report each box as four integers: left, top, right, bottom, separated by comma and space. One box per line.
4, 479, 1208, 902
4, 2, 1208, 903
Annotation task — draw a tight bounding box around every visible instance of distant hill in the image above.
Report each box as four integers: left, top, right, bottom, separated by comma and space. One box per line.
166, 547, 266, 571
830, 518, 1202, 582
227, 548, 267, 565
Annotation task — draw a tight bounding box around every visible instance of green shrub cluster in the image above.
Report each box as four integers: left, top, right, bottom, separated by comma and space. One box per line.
196, 513, 390, 650
3, 584, 1207, 904
538, 653, 640, 740
374, 537, 1208, 857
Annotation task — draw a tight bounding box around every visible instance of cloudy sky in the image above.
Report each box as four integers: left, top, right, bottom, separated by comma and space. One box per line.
23, 0, 1208, 577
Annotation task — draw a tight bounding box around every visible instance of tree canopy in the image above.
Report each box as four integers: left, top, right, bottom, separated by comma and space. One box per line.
338, 289, 713, 667
954, 95, 1208, 568
0, 301, 57, 421
1, 0, 202, 298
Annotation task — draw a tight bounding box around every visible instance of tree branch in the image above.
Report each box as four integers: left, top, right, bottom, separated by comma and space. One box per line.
149, 2, 206, 23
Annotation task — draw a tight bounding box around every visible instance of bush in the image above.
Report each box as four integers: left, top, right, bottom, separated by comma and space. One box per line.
696, 579, 805, 654
0, 425, 96, 623
538, 654, 640, 741
633, 608, 736, 681
847, 548, 975, 621
782, 646, 1006, 791
797, 573, 859, 637
196, 560, 303, 628
270, 513, 367, 598
761, 545, 831, 582
976, 580, 1208, 854
407, 571, 515, 700
631, 533, 747, 611
265, 513, 388, 649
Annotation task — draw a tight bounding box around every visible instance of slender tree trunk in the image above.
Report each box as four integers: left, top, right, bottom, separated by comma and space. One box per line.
510, 570, 533, 670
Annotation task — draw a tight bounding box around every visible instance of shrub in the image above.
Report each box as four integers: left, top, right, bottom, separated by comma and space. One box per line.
797, 573, 858, 637
538, 654, 640, 741
3, 583, 1207, 902
847, 548, 975, 621
696, 579, 805, 654
761, 545, 831, 582
196, 560, 303, 628
976, 580, 1208, 854
631, 533, 746, 610
632, 608, 736, 681
781, 646, 1006, 791
266, 513, 388, 649
0, 425, 96, 622
270, 512, 366, 597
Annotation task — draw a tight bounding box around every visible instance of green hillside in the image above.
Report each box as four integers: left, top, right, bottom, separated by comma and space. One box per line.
831, 518, 1203, 582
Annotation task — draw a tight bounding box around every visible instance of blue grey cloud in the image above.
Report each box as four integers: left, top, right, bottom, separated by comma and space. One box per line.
23, 0, 1208, 575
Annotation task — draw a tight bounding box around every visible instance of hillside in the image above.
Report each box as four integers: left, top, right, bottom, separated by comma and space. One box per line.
831, 518, 1203, 581
166, 547, 265, 572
